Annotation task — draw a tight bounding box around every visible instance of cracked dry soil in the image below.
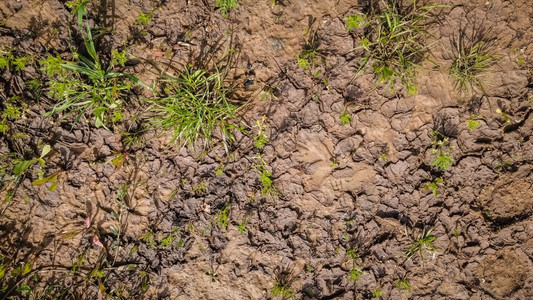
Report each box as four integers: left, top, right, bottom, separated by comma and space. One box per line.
1, 0, 532, 299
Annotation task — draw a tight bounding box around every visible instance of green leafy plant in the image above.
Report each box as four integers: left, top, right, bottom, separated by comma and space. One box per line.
214, 204, 231, 231
254, 154, 278, 198
354, 0, 445, 95
12, 145, 50, 180
0, 49, 32, 71
346, 247, 365, 282
137, 11, 154, 25
339, 110, 352, 126
372, 288, 383, 298
423, 177, 442, 198
0, 97, 26, 135
148, 66, 242, 152
237, 218, 248, 235
41, 5, 148, 128
396, 276, 411, 292
216, 0, 240, 17
449, 26, 500, 99
345, 13, 368, 31
430, 130, 454, 172
140, 228, 157, 248
253, 116, 269, 149
466, 115, 482, 131
495, 108, 510, 123
403, 227, 436, 261
296, 30, 324, 71
272, 267, 295, 300
160, 227, 183, 248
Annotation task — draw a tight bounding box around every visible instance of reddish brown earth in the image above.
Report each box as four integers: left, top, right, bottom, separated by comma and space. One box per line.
0, 0, 532, 299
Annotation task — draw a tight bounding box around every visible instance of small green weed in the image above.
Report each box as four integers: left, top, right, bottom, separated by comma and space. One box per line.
137, 10, 154, 25
214, 204, 230, 231
423, 177, 442, 198
237, 218, 248, 235
403, 227, 436, 261
0, 97, 26, 135
372, 288, 383, 298
216, 0, 240, 17
449, 26, 500, 99
260, 86, 279, 102
12, 145, 50, 180
160, 227, 183, 248
346, 247, 365, 282
272, 267, 295, 300
353, 0, 446, 95
495, 108, 510, 123
149, 66, 241, 152
0, 49, 33, 71
296, 32, 323, 70
254, 154, 278, 198
344, 13, 368, 31
339, 110, 352, 126
41, 6, 148, 128
430, 131, 454, 172
466, 115, 482, 131
396, 276, 411, 291
253, 116, 269, 150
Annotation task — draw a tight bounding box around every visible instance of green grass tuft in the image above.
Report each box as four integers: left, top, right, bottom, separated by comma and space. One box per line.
148, 66, 242, 152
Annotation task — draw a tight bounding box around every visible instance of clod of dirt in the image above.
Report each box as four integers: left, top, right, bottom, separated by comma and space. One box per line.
475, 249, 529, 299
479, 176, 533, 223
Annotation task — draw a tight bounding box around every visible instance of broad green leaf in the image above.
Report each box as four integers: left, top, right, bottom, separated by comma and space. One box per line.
41, 145, 51, 158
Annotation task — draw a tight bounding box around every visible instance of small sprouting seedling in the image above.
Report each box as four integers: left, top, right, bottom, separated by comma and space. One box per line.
111, 49, 129, 67
379, 153, 388, 162
0, 97, 26, 135
306, 264, 313, 273
372, 288, 382, 298
140, 228, 156, 248
430, 131, 454, 172
216, 0, 240, 17
260, 85, 279, 101
346, 247, 365, 282
272, 267, 295, 300
111, 152, 128, 169
140, 270, 151, 292
161, 227, 183, 248
0, 49, 33, 71
296, 33, 323, 70
215, 166, 224, 176
339, 110, 352, 126
297, 49, 316, 69
403, 227, 436, 262
253, 116, 269, 150
396, 276, 411, 292
423, 177, 443, 198
466, 115, 482, 131
449, 26, 501, 99
495, 108, 510, 123
237, 218, 248, 235
354, 1, 446, 95
214, 204, 230, 231
344, 13, 367, 31
194, 182, 207, 195
253, 155, 278, 198
136, 10, 154, 25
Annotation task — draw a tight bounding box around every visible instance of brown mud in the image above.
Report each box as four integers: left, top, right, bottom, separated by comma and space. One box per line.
0, 0, 532, 299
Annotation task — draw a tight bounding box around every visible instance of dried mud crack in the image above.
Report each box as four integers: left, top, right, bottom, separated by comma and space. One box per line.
0, 0, 532, 299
